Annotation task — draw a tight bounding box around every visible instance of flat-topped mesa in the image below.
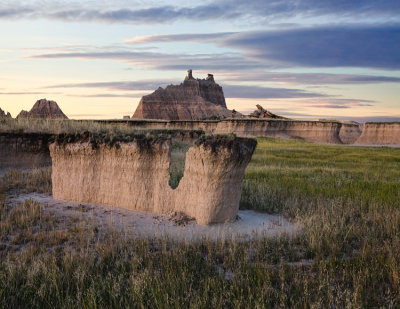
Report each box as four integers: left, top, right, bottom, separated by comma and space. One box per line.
17, 98, 68, 119
50, 134, 257, 225
133, 70, 235, 120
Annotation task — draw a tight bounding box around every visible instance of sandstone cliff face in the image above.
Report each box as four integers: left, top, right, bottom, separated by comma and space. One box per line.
110, 119, 343, 144
50, 135, 256, 225
0, 133, 52, 169
355, 122, 400, 145
214, 120, 343, 143
339, 123, 362, 144
17, 99, 68, 119
133, 70, 234, 120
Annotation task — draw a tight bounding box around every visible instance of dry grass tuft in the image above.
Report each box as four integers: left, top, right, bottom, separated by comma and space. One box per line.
1, 168, 52, 194
0, 137, 399, 307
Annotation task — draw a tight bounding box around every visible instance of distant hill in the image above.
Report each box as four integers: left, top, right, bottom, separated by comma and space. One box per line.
17, 99, 68, 119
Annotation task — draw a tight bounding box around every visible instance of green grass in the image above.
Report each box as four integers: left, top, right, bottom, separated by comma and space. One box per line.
0, 118, 145, 135
0, 137, 399, 307
0, 118, 204, 139
169, 142, 190, 189
241, 138, 400, 215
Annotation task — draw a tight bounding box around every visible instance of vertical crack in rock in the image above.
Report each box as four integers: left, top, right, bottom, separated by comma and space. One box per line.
355, 122, 400, 145
50, 134, 257, 225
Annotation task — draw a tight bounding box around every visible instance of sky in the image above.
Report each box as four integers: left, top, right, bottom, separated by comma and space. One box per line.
0, 0, 399, 122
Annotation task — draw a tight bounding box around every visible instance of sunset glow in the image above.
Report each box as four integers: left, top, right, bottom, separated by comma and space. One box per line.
0, 1, 399, 121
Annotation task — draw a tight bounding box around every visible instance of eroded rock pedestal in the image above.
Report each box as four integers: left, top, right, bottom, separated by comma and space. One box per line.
50, 135, 257, 225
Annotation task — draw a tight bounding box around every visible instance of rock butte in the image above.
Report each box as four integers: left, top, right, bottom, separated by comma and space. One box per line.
133, 70, 236, 120
50, 135, 257, 225
17, 98, 68, 119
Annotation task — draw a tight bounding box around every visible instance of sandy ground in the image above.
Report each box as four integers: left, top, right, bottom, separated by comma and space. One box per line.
11, 193, 300, 242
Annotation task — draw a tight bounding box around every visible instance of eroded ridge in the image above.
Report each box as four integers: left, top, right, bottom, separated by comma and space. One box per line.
355, 122, 400, 145
50, 134, 257, 225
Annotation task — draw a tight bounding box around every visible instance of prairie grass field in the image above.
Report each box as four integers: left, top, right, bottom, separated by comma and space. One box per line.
1, 133, 400, 307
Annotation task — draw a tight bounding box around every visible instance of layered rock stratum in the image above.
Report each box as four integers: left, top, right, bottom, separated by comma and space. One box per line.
133, 70, 235, 120
17, 99, 68, 119
339, 122, 362, 144
0, 133, 52, 169
110, 119, 344, 144
355, 122, 400, 145
50, 134, 257, 225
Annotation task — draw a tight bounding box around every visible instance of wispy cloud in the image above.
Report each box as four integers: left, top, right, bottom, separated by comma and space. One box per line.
45, 80, 173, 91
125, 32, 237, 44
223, 85, 325, 99
66, 93, 145, 98
44, 80, 329, 99
220, 72, 400, 85
1, 1, 399, 24
26, 50, 263, 71
305, 98, 375, 109
28, 24, 400, 70
222, 26, 400, 69
0, 91, 59, 95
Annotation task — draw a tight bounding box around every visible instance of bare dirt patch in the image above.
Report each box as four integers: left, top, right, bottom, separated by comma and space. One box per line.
10, 193, 300, 242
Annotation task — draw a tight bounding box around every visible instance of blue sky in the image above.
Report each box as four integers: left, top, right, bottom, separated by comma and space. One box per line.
0, 0, 399, 121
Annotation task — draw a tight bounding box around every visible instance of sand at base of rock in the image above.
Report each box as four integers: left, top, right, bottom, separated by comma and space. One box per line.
12, 193, 300, 241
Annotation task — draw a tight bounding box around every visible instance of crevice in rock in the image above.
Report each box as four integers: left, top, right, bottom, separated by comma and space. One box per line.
168, 141, 190, 189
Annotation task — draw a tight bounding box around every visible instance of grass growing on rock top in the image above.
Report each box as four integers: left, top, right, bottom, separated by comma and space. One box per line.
0, 137, 399, 307
0, 118, 204, 138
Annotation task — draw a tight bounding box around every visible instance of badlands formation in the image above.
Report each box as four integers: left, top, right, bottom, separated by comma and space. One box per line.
112, 119, 345, 144
355, 122, 400, 145
133, 70, 235, 120
50, 134, 257, 225
248, 104, 287, 119
0, 108, 12, 118
128, 70, 398, 146
0, 133, 52, 169
17, 98, 68, 119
